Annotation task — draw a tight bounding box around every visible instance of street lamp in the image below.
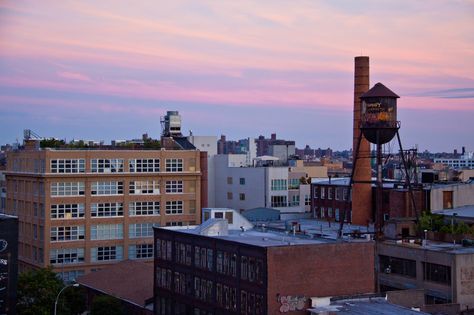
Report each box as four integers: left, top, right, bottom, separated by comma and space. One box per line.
451, 212, 458, 247
54, 283, 79, 315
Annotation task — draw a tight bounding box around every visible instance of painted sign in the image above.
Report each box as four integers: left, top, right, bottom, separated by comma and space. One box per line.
277, 295, 307, 313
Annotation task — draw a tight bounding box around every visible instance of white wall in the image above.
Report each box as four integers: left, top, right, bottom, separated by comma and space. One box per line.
188, 135, 218, 207
214, 155, 266, 211
430, 182, 474, 211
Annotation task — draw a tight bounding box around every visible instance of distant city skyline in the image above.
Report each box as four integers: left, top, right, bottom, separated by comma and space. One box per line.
0, 1, 473, 152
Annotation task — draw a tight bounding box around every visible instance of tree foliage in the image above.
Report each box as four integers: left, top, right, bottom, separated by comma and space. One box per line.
17, 267, 63, 315
91, 295, 124, 315
17, 267, 86, 315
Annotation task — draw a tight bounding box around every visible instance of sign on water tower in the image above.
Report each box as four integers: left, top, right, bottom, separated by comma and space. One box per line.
360, 82, 400, 144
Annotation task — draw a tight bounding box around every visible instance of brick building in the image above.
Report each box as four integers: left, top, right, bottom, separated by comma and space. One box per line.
153, 210, 375, 315
311, 178, 427, 225
4, 140, 206, 279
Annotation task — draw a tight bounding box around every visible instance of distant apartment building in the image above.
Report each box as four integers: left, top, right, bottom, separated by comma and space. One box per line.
4, 141, 205, 280
153, 209, 374, 315
434, 152, 474, 169
217, 135, 256, 158
255, 133, 295, 159
214, 155, 311, 215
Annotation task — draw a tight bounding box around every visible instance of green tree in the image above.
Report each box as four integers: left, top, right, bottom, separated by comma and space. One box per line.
17, 267, 63, 315
91, 295, 124, 315
57, 286, 87, 315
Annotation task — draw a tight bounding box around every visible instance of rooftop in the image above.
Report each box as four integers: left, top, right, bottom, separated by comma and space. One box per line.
76, 260, 153, 308
158, 218, 374, 247
381, 239, 474, 255
309, 297, 427, 315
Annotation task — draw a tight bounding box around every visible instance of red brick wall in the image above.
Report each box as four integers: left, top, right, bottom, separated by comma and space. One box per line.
267, 242, 375, 314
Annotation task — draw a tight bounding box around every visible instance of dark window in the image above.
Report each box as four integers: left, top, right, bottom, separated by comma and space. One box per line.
423, 262, 451, 285
379, 255, 416, 278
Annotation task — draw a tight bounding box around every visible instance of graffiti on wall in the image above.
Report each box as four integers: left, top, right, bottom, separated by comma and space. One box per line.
277, 294, 307, 313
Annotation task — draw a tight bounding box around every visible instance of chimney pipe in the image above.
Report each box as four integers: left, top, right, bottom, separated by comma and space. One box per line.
351, 56, 372, 225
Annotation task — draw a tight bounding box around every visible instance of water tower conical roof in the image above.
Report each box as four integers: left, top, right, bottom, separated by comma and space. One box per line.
360, 82, 399, 99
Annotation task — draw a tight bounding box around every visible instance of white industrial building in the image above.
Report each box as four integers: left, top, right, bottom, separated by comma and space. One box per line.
213, 154, 312, 215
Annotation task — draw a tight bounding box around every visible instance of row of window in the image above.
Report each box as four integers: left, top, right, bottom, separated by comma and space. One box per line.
50, 201, 179, 218
155, 273, 264, 315
50, 223, 154, 242
380, 255, 452, 285
314, 186, 350, 201
156, 238, 264, 284
50, 158, 184, 173
51, 181, 187, 196
49, 244, 153, 264
226, 177, 246, 185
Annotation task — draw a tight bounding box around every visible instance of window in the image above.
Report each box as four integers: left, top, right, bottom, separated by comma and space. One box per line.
227, 177, 233, 185
380, 255, 416, 278
225, 212, 234, 224
58, 270, 85, 283
443, 191, 453, 209
328, 207, 333, 217
51, 182, 85, 196
335, 188, 342, 200
271, 179, 287, 191
305, 195, 311, 206
128, 244, 154, 259
314, 187, 319, 199
90, 224, 123, 240
91, 246, 123, 262
321, 187, 326, 199
91, 181, 123, 195
343, 188, 350, 201
51, 159, 85, 173
239, 193, 245, 201
320, 207, 325, 218
289, 195, 300, 206
50, 248, 84, 265
227, 192, 233, 200
50, 226, 85, 242
91, 159, 124, 173
239, 178, 245, 185
335, 208, 340, 221
129, 180, 160, 195
129, 223, 154, 238
91, 203, 123, 217
166, 201, 183, 214
288, 178, 300, 190
165, 159, 183, 172
129, 201, 160, 216
423, 262, 451, 285
129, 159, 160, 173
271, 196, 287, 207
51, 204, 84, 219
165, 180, 183, 193
328, 188, 333, 200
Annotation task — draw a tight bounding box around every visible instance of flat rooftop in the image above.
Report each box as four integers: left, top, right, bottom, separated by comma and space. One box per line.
435, 205, 474, 218
309, 297, 428, 315
381, 239, 474, 255
158, 218, 374, 247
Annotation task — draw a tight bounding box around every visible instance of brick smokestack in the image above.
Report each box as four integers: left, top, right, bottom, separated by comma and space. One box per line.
352, 56, 372, 225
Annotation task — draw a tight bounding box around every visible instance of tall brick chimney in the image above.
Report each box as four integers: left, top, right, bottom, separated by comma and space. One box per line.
351, 56, 372, 225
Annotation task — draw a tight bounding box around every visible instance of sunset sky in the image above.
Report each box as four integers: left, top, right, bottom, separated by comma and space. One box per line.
0, 1, 473, 151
